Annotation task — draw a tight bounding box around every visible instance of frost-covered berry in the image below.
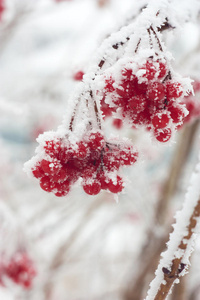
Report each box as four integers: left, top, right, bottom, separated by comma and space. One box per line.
73, 71, 84, 81
152, 113, 170, 129
40, 177, 55, 192
112, 118, 123, 129
87, 131, 105, 151
168, 105, 185, 123
154, 127, 172, 142
147, 81, 165, 102
82, 179, 101, 195
107, 176, 124, 193
165, 81, 183, 99
143, 60, 157, 80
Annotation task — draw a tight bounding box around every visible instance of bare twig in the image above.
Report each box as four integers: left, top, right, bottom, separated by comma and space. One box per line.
171, 276, 187, 300
153, 199, 200, 300
123, 121, 199, 300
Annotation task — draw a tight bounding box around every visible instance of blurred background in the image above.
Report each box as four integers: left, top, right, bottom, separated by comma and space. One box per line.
0, 0, 200, 299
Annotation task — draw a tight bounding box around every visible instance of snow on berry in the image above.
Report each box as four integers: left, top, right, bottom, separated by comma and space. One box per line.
102, 56, 191, 142
24, 130, 138, 197
73, 71, 84, 81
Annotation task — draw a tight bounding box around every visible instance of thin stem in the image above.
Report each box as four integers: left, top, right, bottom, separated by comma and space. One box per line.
150, 25, 163, 52
89, 90, 102, 130
135, 38, 141, 53
147, 28, 154, 50
68, 98, 81, 131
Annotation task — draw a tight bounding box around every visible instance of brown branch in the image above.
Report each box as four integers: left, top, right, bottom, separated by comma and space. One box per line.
135, 38, 141, 53
171, 276, 187, 300
150, 26, 163, 52
123, 121, 199, 300
154, 199, 200, 300
90, 90, 102, 129
155, 120, 199, 226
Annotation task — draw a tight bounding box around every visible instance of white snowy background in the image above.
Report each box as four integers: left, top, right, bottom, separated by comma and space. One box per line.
0, 0, 200, 299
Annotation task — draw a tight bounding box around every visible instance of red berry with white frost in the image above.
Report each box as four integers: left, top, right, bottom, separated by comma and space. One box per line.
82, 179, 101, 195
107, 176, 124, 193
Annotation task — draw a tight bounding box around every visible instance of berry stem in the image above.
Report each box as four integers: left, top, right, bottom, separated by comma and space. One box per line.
150, 25, 163, 52
69, 98, 80, 131
147, 28, 154, 49
135, 38, 141, 53
89, 90, 102, 129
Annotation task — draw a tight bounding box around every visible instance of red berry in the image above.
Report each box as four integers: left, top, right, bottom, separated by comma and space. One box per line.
44, 140, 61, 158
87, 131, 105, 151
103, 152, 120, 171
73, 71, 84, 81
112, 118, 123, 129
101, 96, 113, 118
5, 252, 36, 289
128, 95, 146, 112
165, 81, 183, 99
105, 77, 115, 93
158, 61, 167, 78
120, 147, 138, 165
40, 177, 55, 192
82, 180, 101, 195
75, 141, 88, 159
40, 159, 61, 175
143, 60, 157, 80
121, 68, 134, 80
152, 113, 170, 129
154, 127, 172, 142
107, 176, 124, 193
135, 81, 148, 95
168, 105, 185, 123
82, 165, 98, 179
147, 81, 165, 102
50, 166, 68, 182
54, 180, 71, 196
97, 172, 108, 190
32, 165, 44, 179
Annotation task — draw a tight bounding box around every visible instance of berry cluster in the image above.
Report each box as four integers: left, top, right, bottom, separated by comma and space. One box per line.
30, 130, 138, 196
0, 252, 36, 289
103, 58, 188, 142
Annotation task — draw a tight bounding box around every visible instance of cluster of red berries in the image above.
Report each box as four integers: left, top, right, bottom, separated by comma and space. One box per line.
103, 58, 188, 142
0, 252, 36, 289
31, 130, 138, 196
